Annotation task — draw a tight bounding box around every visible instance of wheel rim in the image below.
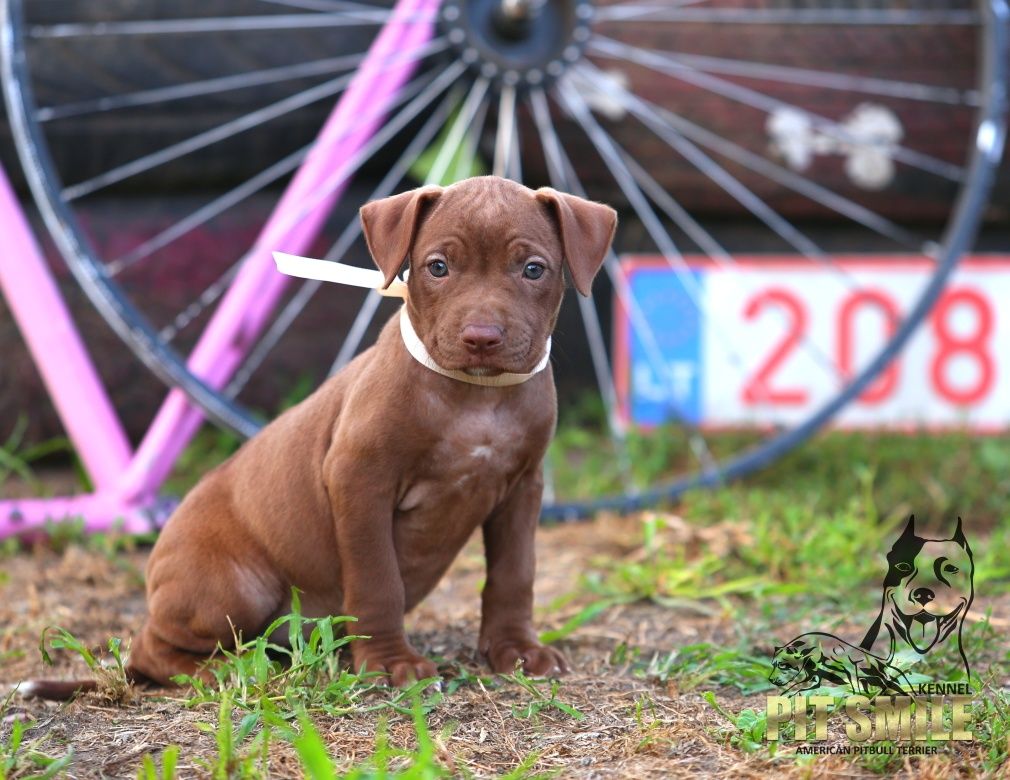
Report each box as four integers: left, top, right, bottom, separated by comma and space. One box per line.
2, 0, 1006, 518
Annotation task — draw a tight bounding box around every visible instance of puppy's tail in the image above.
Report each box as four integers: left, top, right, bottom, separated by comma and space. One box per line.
15, 663, 146, 701
16, 678, 99, 701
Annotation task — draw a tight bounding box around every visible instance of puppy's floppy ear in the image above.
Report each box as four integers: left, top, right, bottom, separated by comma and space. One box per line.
535, 187, 617, 296
359, 185, 443, 288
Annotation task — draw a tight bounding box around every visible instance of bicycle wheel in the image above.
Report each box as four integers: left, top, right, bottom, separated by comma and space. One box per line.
3, 0, 1006, 518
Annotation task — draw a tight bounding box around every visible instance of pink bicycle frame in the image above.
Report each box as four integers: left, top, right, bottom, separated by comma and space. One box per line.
0, 0, 440, 539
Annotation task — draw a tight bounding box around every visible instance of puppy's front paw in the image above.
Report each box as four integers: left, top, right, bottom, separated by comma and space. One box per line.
354, 645, 439, 688
481, 636, 569, 677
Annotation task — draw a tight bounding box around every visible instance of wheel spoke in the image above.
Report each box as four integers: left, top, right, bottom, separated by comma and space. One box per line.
653, 51, 979, 107
109, 147, 310, 275
333, 87, 489, 374
577, 62, 910, 380
226, 87, 458, 395
575, 63, 831, 266
616, 151, 731, 264
160, 63, 463, 342
524, 89, 634, 492
542, 457, 557, 507
258, 0, 390, 14
559, 74, 831, 428
576, 287, 638, 492
530, 86, 720, 475
554, 77, 749, 372
509, 97, 523, 182
256, 60, 467, 266
595, 0, 710, 23
331, 291, 384, 374
428, 78, 490, 186
593, 7, 979, 25
613, 145, 844, 379
61, 39, 446, 201
225, 278, 324, 398
39, 52, 368, 121
493, 84, 517, 178
590, 36, 965, 182
111, 56, 448, 276
28, 11, 437, 38
454, 90, 489, 182
597, 71, 928, 251
159, 264, 242, 342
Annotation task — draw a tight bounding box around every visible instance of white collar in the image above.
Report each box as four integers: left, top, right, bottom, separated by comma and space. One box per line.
398, 306, 551, 387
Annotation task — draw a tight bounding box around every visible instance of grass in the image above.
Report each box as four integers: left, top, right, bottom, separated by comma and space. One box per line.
549, 394, 1010, 527
3, 401, 1010, 776
0, 416, 85, 498
0, 685, 73, 780
611, 642, 774, 696
20, 588, 569, 777
38, 628, 131, 704
133, 695, 483, 779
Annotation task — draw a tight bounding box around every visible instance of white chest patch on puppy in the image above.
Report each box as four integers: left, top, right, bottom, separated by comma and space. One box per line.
470, 445, 493, 460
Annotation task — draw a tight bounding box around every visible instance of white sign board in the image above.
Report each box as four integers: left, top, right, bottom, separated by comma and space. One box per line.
614, 257, 1010, 431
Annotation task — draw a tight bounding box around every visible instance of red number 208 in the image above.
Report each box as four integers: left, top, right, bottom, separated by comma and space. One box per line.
741, 285, 994, 407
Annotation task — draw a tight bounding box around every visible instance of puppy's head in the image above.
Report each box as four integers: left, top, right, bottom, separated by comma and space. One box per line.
360, 176, 616, 376
883, 516, 974, 653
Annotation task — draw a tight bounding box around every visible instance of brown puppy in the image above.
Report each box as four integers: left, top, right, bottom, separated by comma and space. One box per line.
116, 176, 616, 687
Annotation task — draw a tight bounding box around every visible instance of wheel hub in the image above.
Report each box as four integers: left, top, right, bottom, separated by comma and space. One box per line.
440, 0, 594, 89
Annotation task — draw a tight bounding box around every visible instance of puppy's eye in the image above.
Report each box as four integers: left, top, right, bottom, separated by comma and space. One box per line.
523, 261, 545, 280
428, 259, 448, 278
895, 562, 913, 574
944, 564, 959, 574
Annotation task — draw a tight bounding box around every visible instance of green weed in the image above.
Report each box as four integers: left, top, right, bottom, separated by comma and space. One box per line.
701, 692, 773, 755
294, 698, 451, 779
38, 627, 131, 703
629, 694, 669, 753
973, 687, 1010, 773
178, 591, 445, 726
135, 746, 180, 780
178, 591, 376, 717
0, 416, 82, 497
0, 719, 73, 780
627, 643, 774, 695
193, 692, 273, 779
508, 670, 584, 723
580, 513, 781, 612
538, 599, 616, 644
0, 689, 73, 780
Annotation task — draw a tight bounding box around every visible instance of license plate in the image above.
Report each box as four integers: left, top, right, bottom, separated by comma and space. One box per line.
613, 256, 1010, 430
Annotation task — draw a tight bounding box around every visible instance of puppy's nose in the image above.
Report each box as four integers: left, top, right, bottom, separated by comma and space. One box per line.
461, 324, 504, 354
912, 588, 935, 605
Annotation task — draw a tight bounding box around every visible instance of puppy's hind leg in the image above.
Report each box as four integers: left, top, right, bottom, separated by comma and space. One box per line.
127, 574, 283, 687
129, 527, 285, 687
127, 626, 219, 686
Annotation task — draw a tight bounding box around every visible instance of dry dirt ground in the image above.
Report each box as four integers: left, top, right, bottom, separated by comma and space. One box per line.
0, 515, 1007, 779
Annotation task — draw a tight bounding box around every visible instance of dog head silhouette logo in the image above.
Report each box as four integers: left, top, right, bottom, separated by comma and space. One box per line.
770, 516, 974, 697
861, 515, 974, 678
